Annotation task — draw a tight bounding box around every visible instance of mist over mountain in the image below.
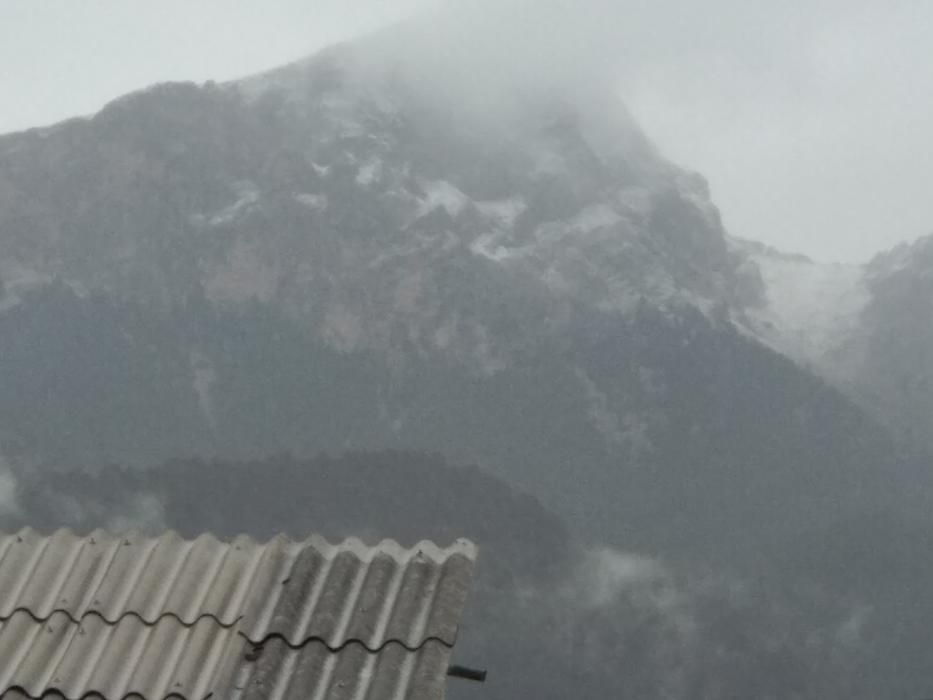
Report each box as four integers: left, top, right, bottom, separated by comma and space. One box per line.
2, 15, 933, 698
2, 451, 907, 700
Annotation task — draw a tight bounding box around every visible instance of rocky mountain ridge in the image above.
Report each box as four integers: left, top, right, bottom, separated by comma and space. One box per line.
0, 44, 762, 371
4, 43, 929, 429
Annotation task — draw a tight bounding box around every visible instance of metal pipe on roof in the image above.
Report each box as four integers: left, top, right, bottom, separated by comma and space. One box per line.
447, 665, 488, 683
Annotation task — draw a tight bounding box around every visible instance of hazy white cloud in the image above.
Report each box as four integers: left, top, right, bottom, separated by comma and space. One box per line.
2, 0, 931, 261
0, 0, 432, 132
0, 454, 21, 518
616, 1, 933, 262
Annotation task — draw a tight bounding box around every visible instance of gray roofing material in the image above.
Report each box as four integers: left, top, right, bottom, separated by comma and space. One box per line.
0, 528, 477, 700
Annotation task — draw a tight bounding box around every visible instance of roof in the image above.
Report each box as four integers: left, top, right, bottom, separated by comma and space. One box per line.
0, 528, 478, 700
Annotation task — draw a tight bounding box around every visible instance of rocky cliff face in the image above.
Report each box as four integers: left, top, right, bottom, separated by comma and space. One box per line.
844, 235, 933, 447
0, 45, 762, 371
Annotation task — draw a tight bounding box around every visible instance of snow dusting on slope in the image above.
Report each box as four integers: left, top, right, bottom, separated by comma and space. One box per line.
197, 182, 259, 227
476, 197, 527, 227
355, 157, 383, 186
738, 241, 868, 370
568, 204, 623, 232
416, 179, 469, 218
470, 232, 518, 263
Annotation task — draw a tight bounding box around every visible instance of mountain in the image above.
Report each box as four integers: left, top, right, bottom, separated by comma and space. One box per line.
3, 29, 933, 698
1, 41, 927, 559
0, 46, 758, 335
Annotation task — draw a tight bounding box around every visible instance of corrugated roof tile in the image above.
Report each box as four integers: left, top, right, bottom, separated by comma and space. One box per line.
0, 611, 245, 699
225, 639, 451, 700
0, 529, 477, 700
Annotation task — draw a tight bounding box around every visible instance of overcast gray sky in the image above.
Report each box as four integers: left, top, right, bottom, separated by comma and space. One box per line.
1, 0, 931, 262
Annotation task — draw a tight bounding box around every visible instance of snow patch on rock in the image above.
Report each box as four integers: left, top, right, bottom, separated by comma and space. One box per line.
416, 179, 469, 219
738, 241, 869, 371
199, 182, 260, 227
568, 204, 622, 232
355, 158, 383, 186
470, 232, 519, 263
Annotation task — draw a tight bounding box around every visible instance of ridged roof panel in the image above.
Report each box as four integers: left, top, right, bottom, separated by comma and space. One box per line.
0, 529, 476, 648
0, 529, 477, 700
0, 611, 242, 699
240, 544, 476, 649
0, 613, 455, 700
0, 529, 264, 627
226, 639, 452, 700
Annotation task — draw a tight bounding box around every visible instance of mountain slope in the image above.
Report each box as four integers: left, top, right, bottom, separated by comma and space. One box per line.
846, 235, 933, 447
0, 46, 761, 340
731, 239, 868, 375
734, 233, 933, 457
0, 42, 928, 559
